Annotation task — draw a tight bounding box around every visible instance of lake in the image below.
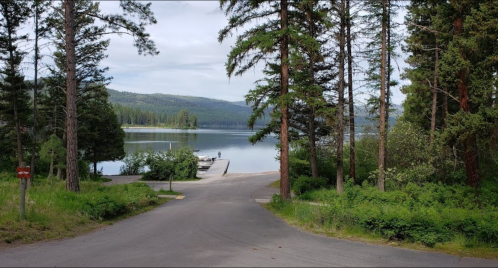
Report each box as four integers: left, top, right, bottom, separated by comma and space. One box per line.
97, 128, 280, 175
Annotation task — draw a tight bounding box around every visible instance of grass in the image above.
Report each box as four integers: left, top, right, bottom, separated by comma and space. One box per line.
157, 189, 182, 195
264, 201, 498, 259
264, 181, 498, 260
0, 172, 169, 248
268, 180, 280, 189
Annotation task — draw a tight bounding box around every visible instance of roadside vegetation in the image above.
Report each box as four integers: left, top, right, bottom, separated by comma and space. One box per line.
0, 172, 169, 246
266, 121, 498, 259
120, 147, 199, 181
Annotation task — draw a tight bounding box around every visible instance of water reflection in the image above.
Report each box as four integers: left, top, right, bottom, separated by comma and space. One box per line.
98, 128, 279, 175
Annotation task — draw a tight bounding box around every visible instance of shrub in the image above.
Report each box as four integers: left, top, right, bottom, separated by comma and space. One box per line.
288, 182, 498, 247
82, 195, 127, 220
119, 148, 151, 175
292, 176, 327, 195
142, 146, 198, 181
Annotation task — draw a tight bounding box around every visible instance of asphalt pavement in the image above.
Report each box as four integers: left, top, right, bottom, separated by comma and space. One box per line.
1, 172, 497, 267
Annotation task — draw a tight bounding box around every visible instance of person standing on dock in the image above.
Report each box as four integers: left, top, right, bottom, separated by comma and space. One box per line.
218, 151, 221, 159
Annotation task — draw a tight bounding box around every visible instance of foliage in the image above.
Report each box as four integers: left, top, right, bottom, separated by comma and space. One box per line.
113, 104, 198, 129
79, 97, 125, 174
0, 1, 32, 166
81, 182, 158, 220
142, 147, 198, 181
289, 141, 336, 185
291, 176, 327, 196
271, 180, 498, 248
39, 134, 66, 179
0, 175, 163, 245
119, 148, 151, 175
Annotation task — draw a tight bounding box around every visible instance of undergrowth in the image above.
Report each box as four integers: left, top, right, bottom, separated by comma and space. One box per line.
0, 173, 166, 246
268, 179, 498, 258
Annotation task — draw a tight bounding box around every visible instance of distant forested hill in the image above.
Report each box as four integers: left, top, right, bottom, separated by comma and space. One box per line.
107, 89, 401, 130
107, 89, 269, 129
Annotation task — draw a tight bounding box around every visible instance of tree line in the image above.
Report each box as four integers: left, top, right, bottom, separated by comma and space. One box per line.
0, 0, 158, 190
219, 0, 498, 199
113, 104, 198, 129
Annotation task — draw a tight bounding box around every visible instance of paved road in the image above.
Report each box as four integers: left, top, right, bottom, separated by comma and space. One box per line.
1, 172, 498, 267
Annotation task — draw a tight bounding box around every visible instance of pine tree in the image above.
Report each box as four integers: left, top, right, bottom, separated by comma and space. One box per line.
30, 0, 51, 180
437, 0, 498, 188
62, 0, 159, 191
402, 0, 442, 141
219, 0, 322, 199
79, 90, 125, 176
0, 1, 31, 167
219, 0, 292, 199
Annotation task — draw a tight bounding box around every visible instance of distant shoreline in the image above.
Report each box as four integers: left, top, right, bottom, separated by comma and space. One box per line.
121, 126, 198, 130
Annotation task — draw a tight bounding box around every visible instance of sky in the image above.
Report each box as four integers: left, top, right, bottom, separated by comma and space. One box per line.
98, 1, 264, 102
28, 1, 408, 105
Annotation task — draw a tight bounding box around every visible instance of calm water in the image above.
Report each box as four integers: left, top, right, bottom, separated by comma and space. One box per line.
97, 128, 280, 175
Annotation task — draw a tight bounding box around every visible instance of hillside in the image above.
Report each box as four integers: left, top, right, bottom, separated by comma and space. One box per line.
107, 89, 268, 129
107, 89, 401, 130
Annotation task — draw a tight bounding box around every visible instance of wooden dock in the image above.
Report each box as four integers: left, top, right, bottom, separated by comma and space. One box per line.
199, 159, 230, 178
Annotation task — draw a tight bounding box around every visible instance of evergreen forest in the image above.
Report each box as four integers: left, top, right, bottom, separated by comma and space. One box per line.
0, 0, 497, 251
218, 0, 498, 249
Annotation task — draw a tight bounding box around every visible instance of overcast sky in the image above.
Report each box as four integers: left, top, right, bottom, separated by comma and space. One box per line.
33, 1, 408, 105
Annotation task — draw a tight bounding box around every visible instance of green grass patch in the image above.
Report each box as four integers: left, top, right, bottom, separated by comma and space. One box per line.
140, 177, 200, 182
0, 174, 168, 247
266, 181, 498, 259
268, 180, 280, 189
157, 189, 182, 195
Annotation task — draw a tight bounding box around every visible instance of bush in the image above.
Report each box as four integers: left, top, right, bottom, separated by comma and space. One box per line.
81, 182, 158, 220
289, 139, 336, 186
292, 176, 327, 195
82, 195, 127, 220
142, 147, 198, 181
288, 182, 498, 247
119, 148, 151, 175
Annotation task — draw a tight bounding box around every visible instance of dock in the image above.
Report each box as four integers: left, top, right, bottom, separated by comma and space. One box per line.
198, 159, 230, 178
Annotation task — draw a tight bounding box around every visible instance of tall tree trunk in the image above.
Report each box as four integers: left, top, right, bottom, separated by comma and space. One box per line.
31, 3, 41, 181
443, 86, 448, 129
453, 16, 480, 188
48, 149, 54, 180
493, 70, 498, 149
65, 0, 79, 192
309, 104, 318, 178
385, 0, 391, 162
14, 108, 23, 166
93, 161, 97, 177
430, 41, 439, 146
336, 0, 346, 194
280, 0, 290, 199
306, 5, 318, 179
346, 0, 355, 182
378, 0, 388, 192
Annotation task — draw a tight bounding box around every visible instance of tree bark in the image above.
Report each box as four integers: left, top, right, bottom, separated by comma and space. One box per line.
378, 0, 388, 192
453, 16, 480, 188
306, 5, 318, 179
430, 41, 439, 146
65, 0, 79, 192
31, 2, 41, 181
309, 105, 318, 178
280, 0, 290, 200
48, 149, 54, 180
336, 0, 346, 194
93, 161, 97, 177
346, 0, 355, 182
443, 86, 448, 129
